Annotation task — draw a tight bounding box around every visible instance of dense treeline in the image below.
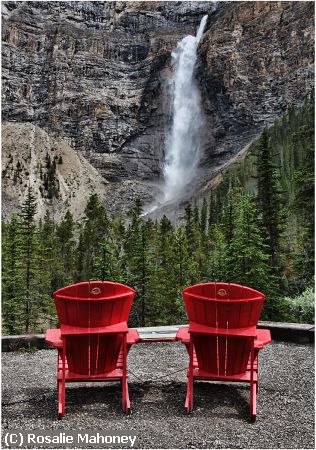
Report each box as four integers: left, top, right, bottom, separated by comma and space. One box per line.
2, 97, 314, 334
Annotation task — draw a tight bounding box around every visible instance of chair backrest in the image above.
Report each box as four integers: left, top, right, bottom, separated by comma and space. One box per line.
54, 281, 135, 376
183, 282, 265, 376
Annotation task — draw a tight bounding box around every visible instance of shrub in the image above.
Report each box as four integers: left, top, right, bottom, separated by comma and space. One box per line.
284, 286, 314, 324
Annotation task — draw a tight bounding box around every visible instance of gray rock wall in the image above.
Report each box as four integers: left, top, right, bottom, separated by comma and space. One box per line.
2, 1, 314, 219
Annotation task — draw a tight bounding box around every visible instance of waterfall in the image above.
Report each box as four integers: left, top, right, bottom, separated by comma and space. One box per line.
162, 14, 208, 203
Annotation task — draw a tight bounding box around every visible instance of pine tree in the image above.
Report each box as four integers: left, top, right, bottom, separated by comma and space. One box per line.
78, 194, 109, 280
221, 184, 240, 281
291, 118, 314, 285
124, 199, 148, 326
55, 210, 76, 284
19, 187, 38, 332
94, 241, 114, 281
229, 193, 271, 294
2, 215, 24, 333
207, 224, 226, 282
256, 129, 285, 270
157, 215, 178, 321
36, 214, 58, 331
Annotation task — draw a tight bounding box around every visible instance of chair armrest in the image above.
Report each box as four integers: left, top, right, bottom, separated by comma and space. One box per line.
127, 328, 140, 345
45, 328, 63, 348
254, 329, 272, 349
175, 327, 190, 344
60, 321, 129, 336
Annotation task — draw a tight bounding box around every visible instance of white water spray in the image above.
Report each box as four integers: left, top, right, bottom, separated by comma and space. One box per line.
162, 14, 208, 202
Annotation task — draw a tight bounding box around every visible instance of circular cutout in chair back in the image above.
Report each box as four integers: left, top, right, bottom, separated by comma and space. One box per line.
217, 288, 228, 297
91, 287, 101, 296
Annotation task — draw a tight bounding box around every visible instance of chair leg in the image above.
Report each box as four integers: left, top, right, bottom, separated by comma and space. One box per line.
122, 377, 131, 413
249, 338, 256, 422
185, 376, 193, 413
185, 339, 194, 413
250, 381, 257, 422
121, 334, 130, 413
58, 379, 65, 419
58, 338, 66, 419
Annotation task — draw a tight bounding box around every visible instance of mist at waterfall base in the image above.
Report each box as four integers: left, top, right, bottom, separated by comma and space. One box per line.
144, 15, 208, 217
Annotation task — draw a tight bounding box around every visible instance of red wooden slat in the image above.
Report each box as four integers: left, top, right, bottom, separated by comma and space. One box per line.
204, 300, 217, 327
217, 301, 230, 328
65, 299, 79, 326
193, 298, 206, 325
119, 294, 134, 322
114, 283, 128, 295
77, 301, 90, 327
75, 282, 90, 298
108, 298, 123, 324
225, 301, 242, 375
242, 285, 264, 300
215, 282, 230, 300
55, 298, 68, 324
238, 301, 254, 327
80, 336, 90, 375
193, 335, 214, 373
201, 283, 216, 299
99, 300, 114, 326
89, 281, 104, 299
109, 335, 123, 372
89, 335, 99, 376
215, 301, 227, 376
56, 285, 77, 298
89, 301, 103, 327
249, 299, 264, 326
191, 284, 205, 296
226, 283, 243, 299
97, 334, 108, 374
183, 293, 197, 322
218, 336, 227, 376
102, 282, 117, 297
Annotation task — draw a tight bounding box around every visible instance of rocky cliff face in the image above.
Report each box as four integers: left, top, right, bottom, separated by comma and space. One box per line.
2, 1, 314, 220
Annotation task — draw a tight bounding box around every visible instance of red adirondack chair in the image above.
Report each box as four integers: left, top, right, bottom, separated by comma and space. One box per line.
45, 281, 139, 418
176, 282, 271, 421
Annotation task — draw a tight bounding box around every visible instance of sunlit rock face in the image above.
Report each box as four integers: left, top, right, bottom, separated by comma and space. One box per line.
2, 1, 314, 219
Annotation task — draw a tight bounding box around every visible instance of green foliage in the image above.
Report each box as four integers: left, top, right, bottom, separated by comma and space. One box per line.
283, 286, 315, 324
257, 129, 286, 270
2, 215, 24, 334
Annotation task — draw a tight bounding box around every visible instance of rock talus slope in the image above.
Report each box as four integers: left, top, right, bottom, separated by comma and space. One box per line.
2, 1, 314, 220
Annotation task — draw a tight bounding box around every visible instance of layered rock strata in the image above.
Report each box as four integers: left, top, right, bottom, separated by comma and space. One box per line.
2, 1, 314, 220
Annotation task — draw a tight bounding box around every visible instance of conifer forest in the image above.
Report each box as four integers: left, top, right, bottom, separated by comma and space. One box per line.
2, 98, 314, 334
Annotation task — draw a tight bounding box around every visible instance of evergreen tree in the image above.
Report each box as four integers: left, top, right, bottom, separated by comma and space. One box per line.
229, 194, 271, 294
19, 187, 38, 332
291, 120, 315, 285
77, 194, 109, 279
256, 129, 285, 270
55, 210, 76, 284
221, 184, 240, 281
36, 213, 58, 330
207, 224, 226, 282
2, 215, 24, 333
124, 199, 147, 326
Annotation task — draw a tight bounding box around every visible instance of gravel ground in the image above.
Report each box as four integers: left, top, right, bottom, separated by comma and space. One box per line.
2, 341, 314, 449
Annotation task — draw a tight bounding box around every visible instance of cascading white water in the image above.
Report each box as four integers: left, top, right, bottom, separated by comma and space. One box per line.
162, 14, 208, 203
